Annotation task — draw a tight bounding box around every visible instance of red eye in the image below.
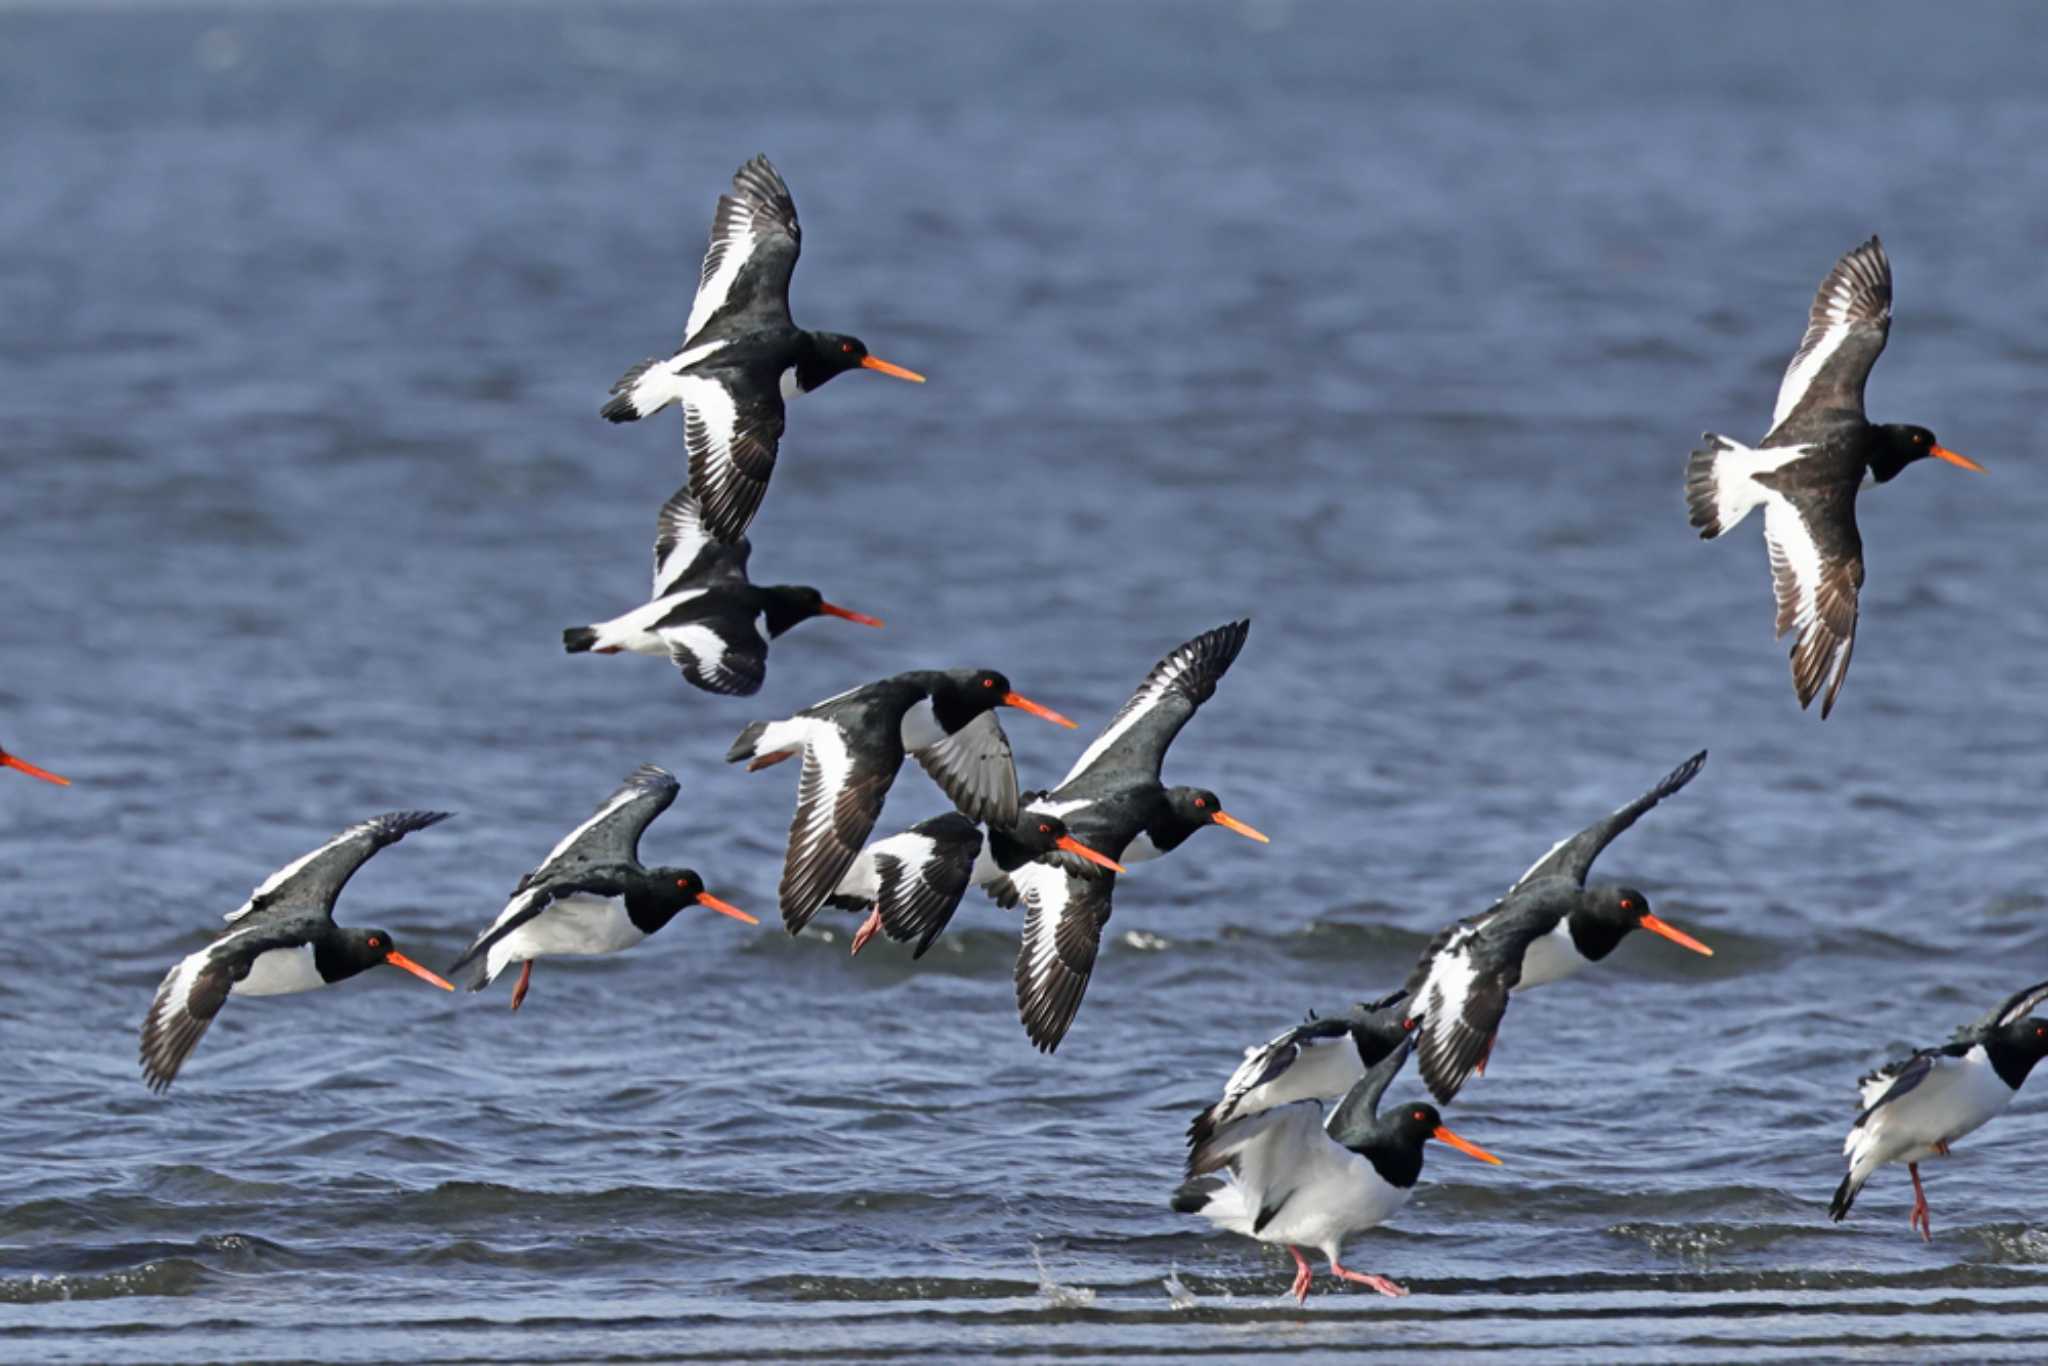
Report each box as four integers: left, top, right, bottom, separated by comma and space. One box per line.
842, 342, 854, 353
1039, 824, 1050, 834
1195, 797, 1206, 808
983, 678, 994, 688
1413, 1110, 1425, 1121
1621, 899, 1633, 911
369, 936, 380, 948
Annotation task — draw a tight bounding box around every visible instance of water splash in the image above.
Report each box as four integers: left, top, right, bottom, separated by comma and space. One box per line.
1030, 1244, 1097, 1309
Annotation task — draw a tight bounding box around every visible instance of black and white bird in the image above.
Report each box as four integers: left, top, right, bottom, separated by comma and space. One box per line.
727, 669, 1077, 930
448, 765, 756, 1010
562, 485, 882, 696
1832, 980, 2048, 1240
813, 811, 1125, 957
140, 811, 455, 1092
1402, 750, 1715, 1104
1185, 992, 1412, 1164
1173, 1036, 1502, 1304
984, 622, 1267, 1053
600, 155, 925, 542
1685, 235, 1982, 717
1, 743, 68, 786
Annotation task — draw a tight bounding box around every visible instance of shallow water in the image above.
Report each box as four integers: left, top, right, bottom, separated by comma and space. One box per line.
6, 0, 2048, 1360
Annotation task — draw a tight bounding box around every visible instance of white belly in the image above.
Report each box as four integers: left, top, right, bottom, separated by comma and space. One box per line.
232, 944, 326, 997
590, 590, 710, 655
1514, 922, 1585, 990
485, 894, 644, 979
1850, 1046, 2013, 1169
1254, 1148, 1413, 1256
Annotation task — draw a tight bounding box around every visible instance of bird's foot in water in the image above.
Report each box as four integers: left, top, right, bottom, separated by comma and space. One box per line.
1331, 1257, 1408, 1298
1287, 1245, 1314, 1304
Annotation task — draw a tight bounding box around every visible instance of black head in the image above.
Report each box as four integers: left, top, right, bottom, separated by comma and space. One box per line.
1007, 813, 1074, 858
1869, 424, 1982, 483
1345, 1099, 1502, 1186
758, 585, 882, 638
797, 331, 925, 392
635, 867, 758, 936
1160, 787, 1270, 850
333, 927, 453, 991
1986, 1016, 2048, 1090
929, 669, 1075, 733
1571, 885, 1715, 964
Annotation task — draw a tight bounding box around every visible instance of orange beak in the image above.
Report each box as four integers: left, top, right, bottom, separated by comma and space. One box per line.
1639, 913, 1714, 957
695, 889, 760, 926
384, 950, 455, 991
1001, 692, 1077, 729
817, 601, 884, 628
1432, 1123, 1503, 1165
1929, 444, 1984, 473
1211, 811, 1270, 844
1, 751, 70, 786
859, 355, 925, 383
1055, 834, 1126, 874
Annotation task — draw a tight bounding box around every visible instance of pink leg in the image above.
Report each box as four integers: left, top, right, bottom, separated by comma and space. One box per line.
747, 750, 798, 772
509, 960, 533, 1011
1330, 1256, 1409, 1299
851, 907, 883, 955
1909, 1163, 1932, 1241
1287, 1245, 1314, 1304
1476, 1031, 1497, 1077
594, 646, 622, 655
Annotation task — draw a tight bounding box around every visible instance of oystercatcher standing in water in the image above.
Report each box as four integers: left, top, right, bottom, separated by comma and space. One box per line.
0, 743, 68, 786
1173, 1036, 1503, 1304
981, 622, 1267, 1053
140, 811, 455, 1092
1832, 980, 2048, 1240
815, 811, 1123, 957
1402, 750, 1715, 1104
600, 155, 925, 542
727, 669, 1076, 931
562, 485, 882, 695
1685, 235, 1983, 717
448, 765, 756, 1010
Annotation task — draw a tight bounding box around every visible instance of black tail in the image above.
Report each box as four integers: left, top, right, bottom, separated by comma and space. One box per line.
600, 358, 660, 423
1170, 1177, 1222, 1215
726, 721, 769, 765
1185, 1103, 1224, 1157
562, 626, 599, 654
1828, 1169, 1861, 1223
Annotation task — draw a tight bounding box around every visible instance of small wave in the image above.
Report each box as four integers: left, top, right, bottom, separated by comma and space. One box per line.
0, 1258, 205, 1303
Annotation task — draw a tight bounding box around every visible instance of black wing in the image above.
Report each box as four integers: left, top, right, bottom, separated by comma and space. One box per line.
1324, 1034, 1418, 1146
1767, 235, 1891, 443
651, 485, 749, 598
666, 612, 771, 697
912, 711, 1021, 827
1013, 865, 1114, 1053
778, 753, 896, 932
683, 154, 802, 345
223, 811, 451, 925
678, 373, 785, 545
1953, 978, 2048, 1044
1402, 894, 1563, 1105
531, 765, 679, 882
1755, 477, 1863, 719
1508, 751, 1707, 894
140, 918, 319, 1092
1055, 620, 1250, 793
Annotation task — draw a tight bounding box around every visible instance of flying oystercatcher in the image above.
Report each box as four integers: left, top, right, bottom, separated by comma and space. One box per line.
1832, 979, 2048, 1240
815, 811, 1123, 957
980, 622, 1267, 1053
563, 484, 881, 695
448, 765, 756, 1010
727, 669, 1076, 930
1173, 1036, 1502, 1304
1403, 750, 1714, 1104
140, 811, 455, 1092
0, 743, 68, 786
600, 155, 925, 542
1685, 235, 1982, 717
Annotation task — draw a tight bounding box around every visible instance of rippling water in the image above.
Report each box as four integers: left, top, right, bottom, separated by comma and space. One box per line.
7, 1, 2048, 1360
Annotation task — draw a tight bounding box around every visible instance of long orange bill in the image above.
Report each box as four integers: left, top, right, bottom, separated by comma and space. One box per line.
696, 890, 760, 926
1001, 691, 1077, 729
1930, 445, 1984, 473
1432, 1123, 1504, 1166
859, 355, 926, 383
1211, 811, 1270, 844
818, 601, 884, 628
0, 751, 70, 786
1639, 913, 1714, 957
1055, 834, 1126, 874
385, 951, 456, 991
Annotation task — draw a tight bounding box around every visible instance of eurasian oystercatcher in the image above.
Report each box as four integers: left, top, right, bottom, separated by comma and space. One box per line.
814, 811, 1124, 956
562, 484, 881, 695
140, 811, 455, 1092
1832, 979, 2048, 1240
0, 744, 68, 786
1172, 1036, 1502, 1304
1685, 236, 1982, 718
1185, 992, 1412, 1164
981, 622, 1267, 1052
1403, 750, 1714, 1104
727, 669, 1076, 929
447, 765, 756, 1010
600, 155, 925, 542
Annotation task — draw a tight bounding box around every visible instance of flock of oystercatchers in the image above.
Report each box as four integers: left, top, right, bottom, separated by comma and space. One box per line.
7, 156, 2034, 1306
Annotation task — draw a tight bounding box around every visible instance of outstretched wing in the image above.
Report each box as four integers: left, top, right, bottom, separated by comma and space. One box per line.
1762, 484, 1862, 719
683, 154, 801, 345
1953, 979, 2048, 1045
1509, 751, 1707, 895
667, 619, 770, 697
224, 811, 451, 925
531, 766, 679, 882
1057, 620, 1250, 792
1401, 898, 1558, 1105
678, 374, 785, 545
1323, 1034, 1418, 1144
1768, 235, 1891, 441
778, 731, 896, 932
912, 711, 1020, 827
651, 485, 749, 598
1013, 864, 1114, 1053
